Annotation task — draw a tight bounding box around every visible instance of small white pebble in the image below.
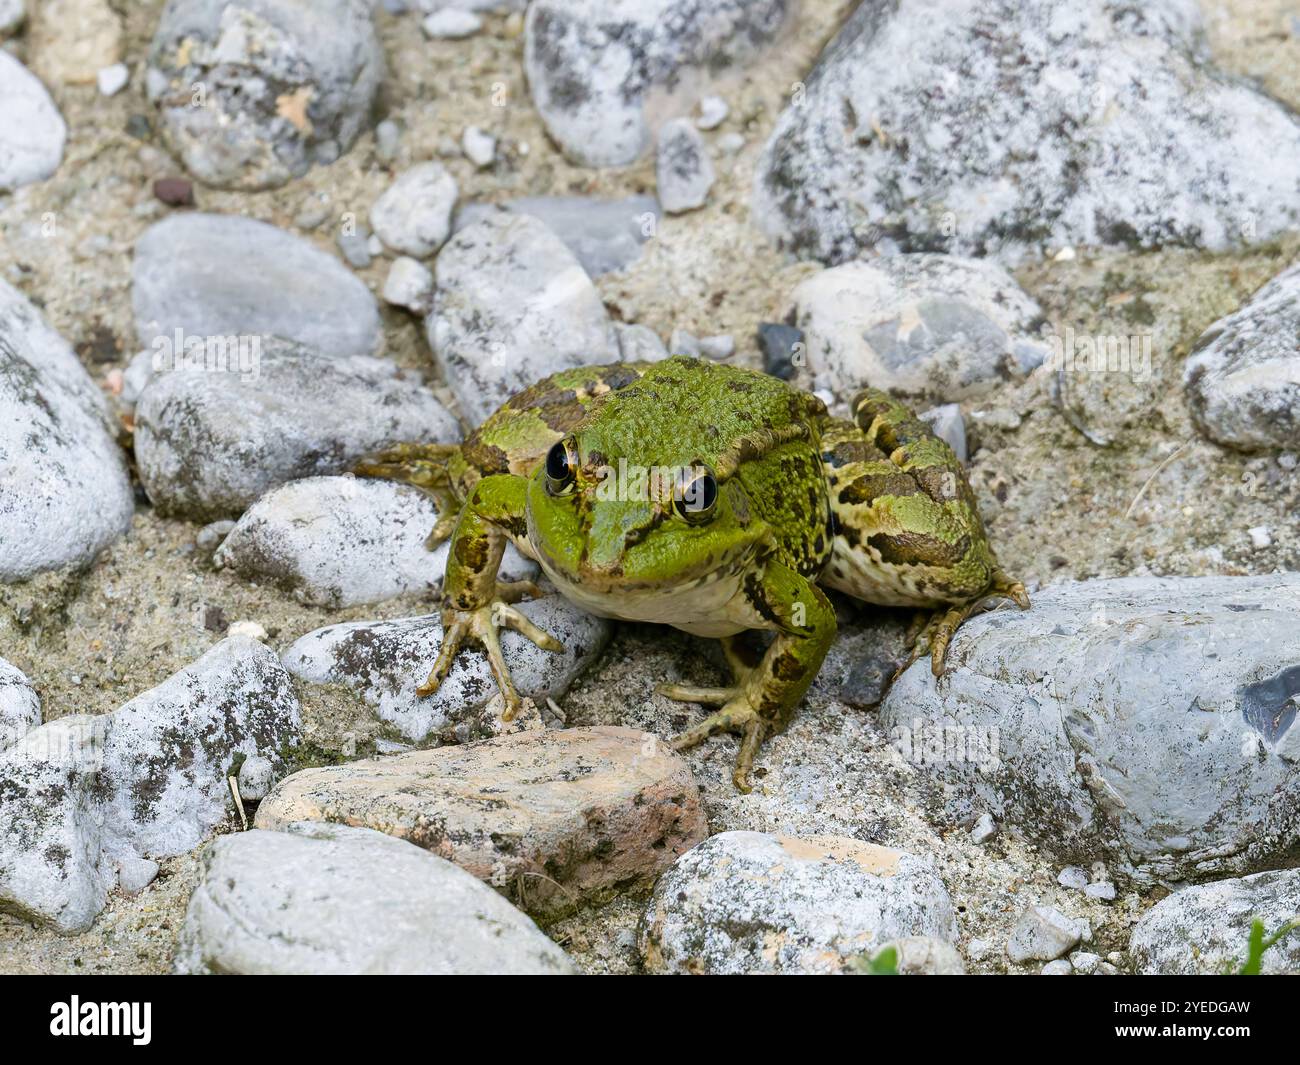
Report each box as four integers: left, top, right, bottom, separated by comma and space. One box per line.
695, 95, 729, 130
716, 132, 746, 154
1084, 881, 1117, 901
1278, 452, 1298, 471
97, 62, 129, 97
1247, 525, 1273, 549
699, 334, 735, 360
669, 328, 700, 358
1053, 246, 1077, 261
1041, 959, 1073, 975
1070, 951, 1102, 974
969, 811, 996, 844
462, 126, 496, 168
382, 256, 435, 315
367, 234, 384, 257
227, 620, 269, 642
421, 9, 483, 38
1057, 866, 1089, 891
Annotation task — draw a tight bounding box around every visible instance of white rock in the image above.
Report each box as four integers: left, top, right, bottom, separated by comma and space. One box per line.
0, 50, 67, 193
1041, 959, 1073, 975
96, 61, 128, 96
1131, 867, 1300, 975
421, 8, 482, 37
641, 831, 957, 975
461, 125, 495, 167
656, 118, 714, 214
874, 936, 966, 975
755, 0, 1300, 263
382, 256, 435, 314
789, 254, 1049, 407
134, 337, 458, 521
695, 95, 728, 131
698, 334, 735, 360
716, 131, 745, 154
214, 475, 536, 608
0, 658, 40, 750
427, 211, 617, 424
226, 620, 267, 641
524, 0, 790, 167
281, 596, 611, 742
116, 855, 159, 895
0, 279, 133, 580
370, 162, 459, 258
615, 323, 668, 362
1185, 262, 1300, 451
173, 823, 575, 974
1247, 526, 1274, 549
1057, 866, 1090, 891
1070, 951, 1102, 974
668, 328, 700, 358
918, 403, 968, 463
969, 811, 996, 844
133, 213, 382, 361
1006, 905, 1084, 963
1084, 881, 1117, 901
879, 575, 1300, 884
236, 754, 275, 802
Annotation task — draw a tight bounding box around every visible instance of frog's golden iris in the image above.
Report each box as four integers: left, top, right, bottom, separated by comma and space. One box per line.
355, 356, 1027, 791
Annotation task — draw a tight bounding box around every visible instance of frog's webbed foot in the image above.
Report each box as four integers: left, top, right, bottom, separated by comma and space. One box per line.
662, 690, 766, 793
352, 443, 462, 548
901, 569, 1031, 678
422, 583, 562, 720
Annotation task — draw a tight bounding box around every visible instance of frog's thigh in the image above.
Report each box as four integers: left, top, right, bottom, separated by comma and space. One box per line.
743, 562, 836, 726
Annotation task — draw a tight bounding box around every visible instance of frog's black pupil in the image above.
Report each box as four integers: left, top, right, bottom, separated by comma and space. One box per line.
698, 473, 717, 511
677, 471, 718, 517
546, 441, 571, 482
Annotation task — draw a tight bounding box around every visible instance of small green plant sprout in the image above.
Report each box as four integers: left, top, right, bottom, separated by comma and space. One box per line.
1232, 917, 1300, 975
850, 945, 900, 975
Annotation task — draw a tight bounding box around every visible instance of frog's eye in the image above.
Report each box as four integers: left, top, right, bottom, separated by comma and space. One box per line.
544, 438, 578, 495
673, 466, 718, 524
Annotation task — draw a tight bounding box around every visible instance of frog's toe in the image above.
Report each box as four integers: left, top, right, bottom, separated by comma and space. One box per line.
419, 613, 475, 698
669, 698, 766, 792
492, 601, 564, 654
656, 682, 737, 706
991, 569, 1031, 610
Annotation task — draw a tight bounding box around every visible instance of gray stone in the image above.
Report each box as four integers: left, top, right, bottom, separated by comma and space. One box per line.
789, 255, 1048, 407
374, 118, 401, 163
1085, 881, 1117, 901
236, 754, 275, 802
757, 322, 803, 381
641, 831, 957, 975
1041, 959, 1073, 975
96, 62, 128, 97
115, 855, 159, 895
1130, 868, 1300, 975
0, 279, 133, 581
0, 658, 40, 749
1057, 866, 1090, 891
427, 211, 617, 424
656, 119, 713, 214
134, 337, 457, 521
174, 823, 575, 974
918, 404, 968, 463
0, 51, 66, 191
1070, 950, 1102, 974
755, 0, 1300, 264
1185, 261, 1300, 451
524, 0, 791, 167
698, 334, 734, 360
382, 256, 435, 314
145, 0, 384, 190
281, 595, 610, 742
133, 213, 381, 361
615, 323, 668, 362
370, 162, 458, 258
695, 95, 728, 131
668, 328, 700, 358
879, 575, 1300, 884
421, 9, 481, 37
214, 475, 535, 608
454, 195, 659, 277
969, 812, 996, 845
1006, 905, 1085, 963
871, 936, 966, 975
461, 125, 495, 167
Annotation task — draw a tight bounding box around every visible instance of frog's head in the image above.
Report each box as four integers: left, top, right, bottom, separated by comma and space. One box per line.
526, 429, 768, 600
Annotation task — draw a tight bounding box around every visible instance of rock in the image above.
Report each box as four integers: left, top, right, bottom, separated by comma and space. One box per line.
757, 322, 803, 381
1041, 959, 1073, 975
374, 118, 401, 163
1006, 905, 1084, 963
868, 936, 966, 975
879, 575, 1300, 884
808, 609, 910, 709
0, 658, 40, 749
428, 211, 617, 424
152, 177, 194, 207
1130, 868, 1300, 975
255, 726, 707, 920
96, 62, 129, 97
370, 162, 458, 258
789, 255, 1048, 406
0, 51, 67, 192
1057, 866, 1090, 891
195, 519, 236, 554
454, 195, 659, 277
668, 328, 700, 358
0, 0, 23, 37
280, 595, 604, 741
1184, 261, 1300, 451
145, 0, 384, 190
0, 638, 300, 932
336, 225, 372, 269
134, 338, 457, 522
116, 855, 159, 895
236, 754, 275, 802
523, 0, 791, 167
0, 279, 133, 580
695, 95, 728, 131
29, 0, 122, 86
641, 832, 957, 975
381, 256, 435, 314
970, 813, 996, 845
615, 323, 668, 362
461, 125, 495, 167
214, 475, 536, 608
421, 9, 481, 37
133, 213, 381, 361
656, 119, 714, 214
755, 0, 1300, 264
698, 334, 734, 360
1085, 881, 1117, 901
175, 823, 574, 974
1247, 526, 1274, 550
918, 404, 968, 463
1070, 951, 1102, 974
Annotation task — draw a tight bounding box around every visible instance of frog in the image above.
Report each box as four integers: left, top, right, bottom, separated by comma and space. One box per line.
355, 356, 1027, 791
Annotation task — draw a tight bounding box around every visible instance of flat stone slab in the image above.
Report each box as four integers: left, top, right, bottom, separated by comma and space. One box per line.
255, 725, 708, 921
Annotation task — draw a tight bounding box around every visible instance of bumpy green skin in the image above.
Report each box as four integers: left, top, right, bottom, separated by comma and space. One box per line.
361, 356, 1025, 791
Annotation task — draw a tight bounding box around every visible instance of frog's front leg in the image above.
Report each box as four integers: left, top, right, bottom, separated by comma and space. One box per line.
423, 473, 563, 719
662, 561, 836, 792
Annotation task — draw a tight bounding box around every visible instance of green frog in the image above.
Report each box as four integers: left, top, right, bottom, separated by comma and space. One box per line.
356, 356, 1027, 791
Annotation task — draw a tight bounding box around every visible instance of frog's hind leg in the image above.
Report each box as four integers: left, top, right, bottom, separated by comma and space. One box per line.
352, 442, 462, 547
656, 632, 764, 706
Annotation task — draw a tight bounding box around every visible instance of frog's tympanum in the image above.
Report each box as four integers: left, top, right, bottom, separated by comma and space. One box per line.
356, 357, 1027, 791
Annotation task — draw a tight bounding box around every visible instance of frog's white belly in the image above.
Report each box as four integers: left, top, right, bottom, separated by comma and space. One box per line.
538, 559, 766, 638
